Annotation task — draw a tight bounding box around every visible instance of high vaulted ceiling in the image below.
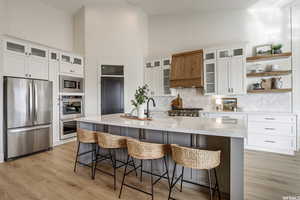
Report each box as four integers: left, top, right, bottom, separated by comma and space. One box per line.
38, 0, 261, 15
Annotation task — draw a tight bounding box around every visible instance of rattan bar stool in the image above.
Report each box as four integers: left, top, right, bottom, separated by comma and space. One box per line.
168, 144, 221, 200
119, 138, 171, 200
93, 132, 138, 190
74, 128, 98, 179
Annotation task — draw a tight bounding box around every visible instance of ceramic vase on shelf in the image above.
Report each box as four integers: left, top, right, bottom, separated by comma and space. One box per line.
137, 104, 146, 119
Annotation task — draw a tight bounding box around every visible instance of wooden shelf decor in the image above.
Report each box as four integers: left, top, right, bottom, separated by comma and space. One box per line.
246, 52, 292, 62
247, 70, 292, 77
247, 88, 292, 94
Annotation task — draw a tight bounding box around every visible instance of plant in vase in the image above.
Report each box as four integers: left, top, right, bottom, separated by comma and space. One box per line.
272, 44, 283, 54
131, 84, 149, 119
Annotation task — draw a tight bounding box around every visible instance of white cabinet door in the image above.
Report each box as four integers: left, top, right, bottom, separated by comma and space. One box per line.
3, 40, 27, 78
204, 61, 217, 95
204, 49, 216, 61
217, 48, 231, 60
60, 53, 74, 74
3, 52, 27, 78
72, 56, 84, 76
4, 40, 27, 56
27, 45, 49, 80
27, 57, 49, 80
60, 53, 84, 76
217, 59, 229, 95
229, 57, 245, 95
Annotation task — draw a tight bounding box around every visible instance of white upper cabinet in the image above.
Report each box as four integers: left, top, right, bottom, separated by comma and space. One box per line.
60, 53, 84, 77
204, 45, 246, 96
217, 59, 230, 95
144, 58, 174, 97
27, 45, 49, 80
2, 39, 49, 80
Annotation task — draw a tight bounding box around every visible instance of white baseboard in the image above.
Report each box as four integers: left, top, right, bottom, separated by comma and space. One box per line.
0, 153, 4, 163
53, 138, 76, 147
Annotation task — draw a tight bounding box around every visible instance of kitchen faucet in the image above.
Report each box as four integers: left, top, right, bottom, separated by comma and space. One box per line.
146, 98, 156, 118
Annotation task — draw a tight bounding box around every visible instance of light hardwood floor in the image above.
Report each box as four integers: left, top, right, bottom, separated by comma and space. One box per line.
0, 142, 299, 200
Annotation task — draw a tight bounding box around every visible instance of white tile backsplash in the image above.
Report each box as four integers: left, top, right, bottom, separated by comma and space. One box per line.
153, 88, 292, 113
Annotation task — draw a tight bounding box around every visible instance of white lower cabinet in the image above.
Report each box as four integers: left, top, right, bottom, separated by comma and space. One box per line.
202, 112, 297, 155
246, 114, 297, 155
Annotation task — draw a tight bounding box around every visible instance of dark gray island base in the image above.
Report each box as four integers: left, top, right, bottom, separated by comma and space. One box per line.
77, 114, 246, 200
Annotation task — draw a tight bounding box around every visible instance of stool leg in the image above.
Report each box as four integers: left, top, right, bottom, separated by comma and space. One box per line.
108, 149, 117, 190
180, 166, 184, 192
131, 158, 138, 177
150, 160, 154, 200
140, 160, 143, 182
168, 163, 177, 200
91, 144, 96, 180
119, 155, 130, 199
163, 156, 171, 188
208, 169, 213, 200
74, 142, 81, 173
214, 168, 221, 200
93, 145, 100, 179
113, 150, 117, 190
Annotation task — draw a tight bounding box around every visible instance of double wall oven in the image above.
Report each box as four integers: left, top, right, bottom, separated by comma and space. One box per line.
59, 75, 84, 140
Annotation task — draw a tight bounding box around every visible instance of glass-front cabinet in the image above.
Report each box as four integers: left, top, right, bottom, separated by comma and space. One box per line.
204, 61, 217, 95
3, 39, 49, 80
144, 58, 174, 97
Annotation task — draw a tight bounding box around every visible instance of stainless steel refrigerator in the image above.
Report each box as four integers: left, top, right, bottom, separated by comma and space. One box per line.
4, 77, 53, 160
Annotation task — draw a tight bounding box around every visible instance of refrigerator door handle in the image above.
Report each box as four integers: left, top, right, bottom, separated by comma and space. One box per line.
8, 125, 51, 133
33, 82, 38, 123
29, 80, 34, 122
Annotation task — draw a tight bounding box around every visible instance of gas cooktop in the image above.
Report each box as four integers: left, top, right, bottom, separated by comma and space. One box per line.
168, 108, 203, 117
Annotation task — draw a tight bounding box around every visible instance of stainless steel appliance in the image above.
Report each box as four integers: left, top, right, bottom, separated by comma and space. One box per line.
60, 119, 77, 140
60, 95, 84, 140
60, 75, 83, 93
101, 65, 124, 115
168, 108, 203, 117
4, 77, 52, 160
60, 96, 84, 120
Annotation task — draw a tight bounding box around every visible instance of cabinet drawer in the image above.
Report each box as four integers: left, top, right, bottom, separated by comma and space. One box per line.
248, 114, 296, 123
208, 113, 246, 120
248, 135, 294, 150
248, 123, 295, 137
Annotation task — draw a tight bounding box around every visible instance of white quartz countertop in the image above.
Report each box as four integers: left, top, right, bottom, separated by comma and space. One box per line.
77, 114, 247, 138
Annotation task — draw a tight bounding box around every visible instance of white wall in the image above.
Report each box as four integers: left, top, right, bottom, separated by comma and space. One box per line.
5, 0, 74, 51
148, 8, 291, 59
0, 0, 7, 35
292, 4, 300, 113
78, 4, 148, 115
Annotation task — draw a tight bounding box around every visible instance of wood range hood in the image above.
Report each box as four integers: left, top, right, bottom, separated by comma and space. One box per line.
170, 49, 204, 88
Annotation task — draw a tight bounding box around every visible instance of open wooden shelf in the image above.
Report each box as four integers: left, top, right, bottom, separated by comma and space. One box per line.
247, 70, 292, 77
247, 88, 292, 94
247, 52, 292, 62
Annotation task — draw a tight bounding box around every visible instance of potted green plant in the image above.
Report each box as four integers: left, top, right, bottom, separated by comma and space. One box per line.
272, 44, 283, 54
131, 84, 149, 119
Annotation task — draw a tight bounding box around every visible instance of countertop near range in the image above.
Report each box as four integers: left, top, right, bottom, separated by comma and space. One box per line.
77, 114, 247, 138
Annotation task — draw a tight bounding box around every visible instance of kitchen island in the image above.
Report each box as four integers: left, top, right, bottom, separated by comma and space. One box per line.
77, 114, 247, 200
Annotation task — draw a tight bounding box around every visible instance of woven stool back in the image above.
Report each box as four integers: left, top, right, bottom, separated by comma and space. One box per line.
127, 138, 170, 160
77, 128, 98, 144
96, 132, 127, 149
171, 144, 221, 170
